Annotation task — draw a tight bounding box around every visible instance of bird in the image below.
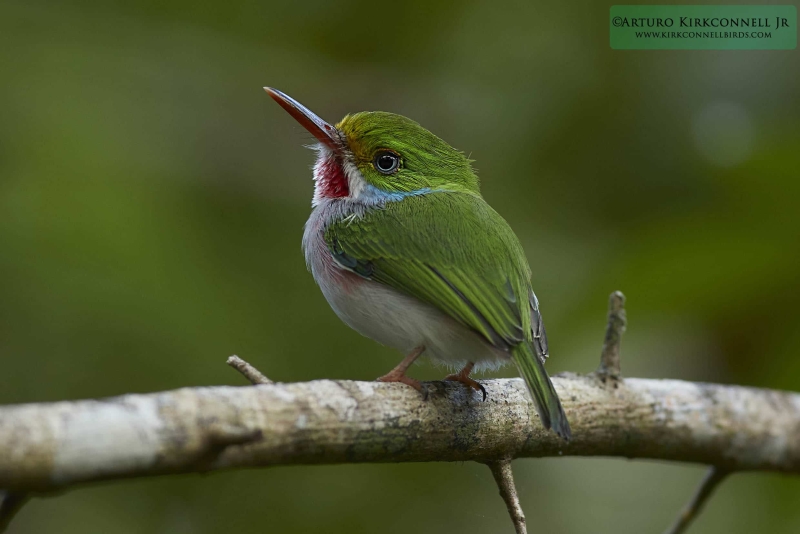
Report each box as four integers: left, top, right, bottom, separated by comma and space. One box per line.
265, 87, 571, 440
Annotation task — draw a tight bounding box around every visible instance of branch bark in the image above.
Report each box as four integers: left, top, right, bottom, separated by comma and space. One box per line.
1, 373, 798, 492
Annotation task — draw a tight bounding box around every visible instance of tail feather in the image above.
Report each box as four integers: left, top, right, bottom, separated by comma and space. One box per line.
511, 342, 571, 441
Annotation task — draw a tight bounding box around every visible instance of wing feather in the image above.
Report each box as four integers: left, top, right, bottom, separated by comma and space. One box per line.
323, 193, 533, 350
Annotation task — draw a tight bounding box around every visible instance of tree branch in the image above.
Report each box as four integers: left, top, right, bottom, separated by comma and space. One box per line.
1, 292, 797, 534
1, 374, 798, 492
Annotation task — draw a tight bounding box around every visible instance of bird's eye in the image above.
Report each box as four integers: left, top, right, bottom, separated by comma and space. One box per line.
373, 151, 400, 175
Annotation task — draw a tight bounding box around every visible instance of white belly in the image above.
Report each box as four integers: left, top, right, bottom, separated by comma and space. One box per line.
303, 203, 509, 372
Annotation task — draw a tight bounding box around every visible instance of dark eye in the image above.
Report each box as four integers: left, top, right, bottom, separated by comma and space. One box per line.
373, 151, 400, 174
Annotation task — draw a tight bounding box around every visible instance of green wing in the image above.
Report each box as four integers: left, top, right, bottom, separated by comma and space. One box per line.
326, 192, 531, 349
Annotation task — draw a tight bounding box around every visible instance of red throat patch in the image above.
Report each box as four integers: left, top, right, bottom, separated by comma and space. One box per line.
315, 156, 350, 199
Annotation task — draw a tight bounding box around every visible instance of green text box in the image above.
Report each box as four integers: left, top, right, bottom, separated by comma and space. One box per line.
610, 5, 797, 50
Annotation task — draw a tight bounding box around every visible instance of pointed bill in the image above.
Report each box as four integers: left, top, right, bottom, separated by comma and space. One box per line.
264, 87, 340, 151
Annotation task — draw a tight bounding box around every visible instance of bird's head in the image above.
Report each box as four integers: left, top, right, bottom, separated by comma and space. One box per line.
265, 88, 480, 207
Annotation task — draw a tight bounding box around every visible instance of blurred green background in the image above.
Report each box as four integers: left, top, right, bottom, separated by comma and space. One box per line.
2, 0, 799, 532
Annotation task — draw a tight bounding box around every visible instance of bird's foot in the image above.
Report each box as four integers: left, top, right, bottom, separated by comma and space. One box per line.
376, 346, 426, 397
444, 362, 487, 401
377, 370, 425, 394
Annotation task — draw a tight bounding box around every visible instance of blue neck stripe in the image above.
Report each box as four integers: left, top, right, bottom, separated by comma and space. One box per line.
360, 184, 438, 203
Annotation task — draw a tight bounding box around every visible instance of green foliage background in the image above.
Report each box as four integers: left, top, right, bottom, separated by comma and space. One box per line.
2, 0, 799, 532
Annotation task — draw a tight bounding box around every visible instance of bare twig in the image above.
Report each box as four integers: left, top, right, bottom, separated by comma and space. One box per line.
597, 290, 627, 379
664, 467, 730, 534
486, 461, 526, 534
227, 355, 272, 385
0, 491, 29, 533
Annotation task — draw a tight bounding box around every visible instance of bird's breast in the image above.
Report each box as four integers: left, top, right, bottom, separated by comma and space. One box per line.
301, 200, 508, 371
302, 204, 360, 296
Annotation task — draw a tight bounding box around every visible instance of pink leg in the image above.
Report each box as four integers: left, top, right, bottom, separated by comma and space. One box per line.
377, 346, 425, 393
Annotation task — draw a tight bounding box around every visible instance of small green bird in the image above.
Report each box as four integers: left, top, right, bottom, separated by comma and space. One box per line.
266, 88, 570, 440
